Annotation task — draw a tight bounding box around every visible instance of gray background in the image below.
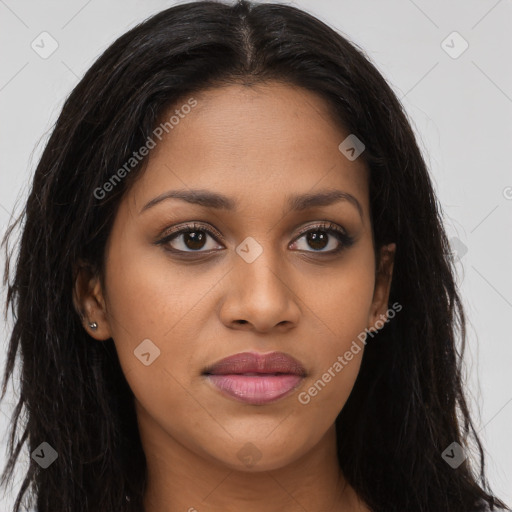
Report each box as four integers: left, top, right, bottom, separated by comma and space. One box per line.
0, 0, 511, 509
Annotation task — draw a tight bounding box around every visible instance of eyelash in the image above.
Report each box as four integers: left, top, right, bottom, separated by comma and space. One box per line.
155, 221, 355, 256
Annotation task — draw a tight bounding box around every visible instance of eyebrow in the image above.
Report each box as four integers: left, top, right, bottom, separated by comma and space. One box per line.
140, 188, 363, 219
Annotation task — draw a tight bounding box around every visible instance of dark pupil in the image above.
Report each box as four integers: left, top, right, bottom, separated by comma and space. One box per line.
185, 230, 206, 250
307, 230, 328, 250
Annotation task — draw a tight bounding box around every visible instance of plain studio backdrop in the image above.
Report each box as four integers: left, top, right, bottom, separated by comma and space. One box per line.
0, 0, 511, 509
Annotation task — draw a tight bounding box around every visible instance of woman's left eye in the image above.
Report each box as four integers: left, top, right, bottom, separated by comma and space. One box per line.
155, 222, 354, 255
291, 223, 354, 254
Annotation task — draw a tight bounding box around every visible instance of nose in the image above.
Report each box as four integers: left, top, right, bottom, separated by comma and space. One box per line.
218, 244, 301, 334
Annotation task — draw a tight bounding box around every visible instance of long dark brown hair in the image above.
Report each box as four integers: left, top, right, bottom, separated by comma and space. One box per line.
1, 1, 509, 511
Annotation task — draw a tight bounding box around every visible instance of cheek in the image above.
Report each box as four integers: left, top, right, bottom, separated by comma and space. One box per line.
311, 256, 376, 343
101, 246, 214, 440
102, 236, 217, 380
295, 300, 369, 432
297, 258, 375, 411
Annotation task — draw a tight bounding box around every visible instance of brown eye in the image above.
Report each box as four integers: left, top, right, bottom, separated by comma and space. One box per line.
156, 223, 224, 254
305, 230, 329, 251
179, 230, 208, 250
290, 223, 355, 254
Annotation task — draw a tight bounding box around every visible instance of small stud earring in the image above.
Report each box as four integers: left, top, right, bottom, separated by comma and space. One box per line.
88, 321, 98, 330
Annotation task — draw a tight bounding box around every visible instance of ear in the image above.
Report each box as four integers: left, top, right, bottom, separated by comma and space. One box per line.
72, 260, 112, 341
367, 243, 396, 331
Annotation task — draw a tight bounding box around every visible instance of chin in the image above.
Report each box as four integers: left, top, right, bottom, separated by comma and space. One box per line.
207, 441, 308, 473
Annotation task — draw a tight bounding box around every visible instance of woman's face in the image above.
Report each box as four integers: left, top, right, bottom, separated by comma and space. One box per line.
77, 81, 395, 473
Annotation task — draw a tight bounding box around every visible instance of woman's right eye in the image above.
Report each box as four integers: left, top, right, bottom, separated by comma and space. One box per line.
156, 223, 225, 253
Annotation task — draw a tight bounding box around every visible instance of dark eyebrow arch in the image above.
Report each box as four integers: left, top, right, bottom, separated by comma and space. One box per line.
140, 188, 363, 219
287, 189, 363, 219
140, 189, 236, 213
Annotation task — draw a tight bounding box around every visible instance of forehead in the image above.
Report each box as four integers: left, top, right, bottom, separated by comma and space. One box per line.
128, 82, 370, 217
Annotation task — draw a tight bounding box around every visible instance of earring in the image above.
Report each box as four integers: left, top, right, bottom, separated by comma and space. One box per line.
88, 321, 98, 330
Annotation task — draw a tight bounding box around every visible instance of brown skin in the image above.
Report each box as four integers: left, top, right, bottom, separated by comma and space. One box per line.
74, 82, 395, 512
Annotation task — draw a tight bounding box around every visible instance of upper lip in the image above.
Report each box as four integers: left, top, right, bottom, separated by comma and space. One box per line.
203, 351, 306, 376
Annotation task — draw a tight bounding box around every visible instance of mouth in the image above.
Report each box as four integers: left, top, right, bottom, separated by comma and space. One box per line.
202, 351, 306, 405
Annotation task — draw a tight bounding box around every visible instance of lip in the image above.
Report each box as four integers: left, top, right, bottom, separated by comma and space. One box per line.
203, 351, 306, 405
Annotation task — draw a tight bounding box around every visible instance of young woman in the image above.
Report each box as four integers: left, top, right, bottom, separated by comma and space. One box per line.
1, 1, 509, 511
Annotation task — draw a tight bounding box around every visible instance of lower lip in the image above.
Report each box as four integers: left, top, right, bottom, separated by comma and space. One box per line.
205, 374, 303, 405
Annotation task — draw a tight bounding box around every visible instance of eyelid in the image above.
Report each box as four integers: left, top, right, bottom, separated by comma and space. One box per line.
159, 221, 224, 241
293, 221, 349, 240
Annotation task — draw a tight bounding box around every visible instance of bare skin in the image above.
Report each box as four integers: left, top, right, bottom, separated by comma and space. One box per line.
74, 81, 395, 512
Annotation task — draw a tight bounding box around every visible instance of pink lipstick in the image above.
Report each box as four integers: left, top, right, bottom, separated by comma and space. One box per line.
203, 351, 306, 405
